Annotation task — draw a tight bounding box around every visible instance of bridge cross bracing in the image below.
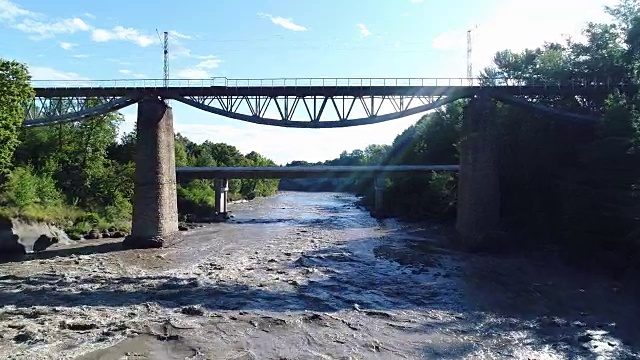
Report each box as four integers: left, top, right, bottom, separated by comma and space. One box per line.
24, 77, 631, 128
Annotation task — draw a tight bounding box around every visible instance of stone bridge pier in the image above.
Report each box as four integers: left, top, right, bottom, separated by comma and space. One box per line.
123, 97, 179, 249
455, 95, 501, 245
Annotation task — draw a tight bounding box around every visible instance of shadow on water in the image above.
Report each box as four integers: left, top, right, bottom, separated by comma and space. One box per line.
0, 242, 128, 264
1, 230, 639, 358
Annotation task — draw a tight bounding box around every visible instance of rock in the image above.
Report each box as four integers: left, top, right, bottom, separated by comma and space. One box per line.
13, 329, 39, 343
107, 227, 117, 233
32, 234, 56, 252
112, 231, 127, 238
0, 217, 71, 255
101, 232, 111, 238
181, 306, 204, 316
60, 320, 98, 331
122, 235, 165, 249
84, 229, 101, 240
178, 223, 189, 231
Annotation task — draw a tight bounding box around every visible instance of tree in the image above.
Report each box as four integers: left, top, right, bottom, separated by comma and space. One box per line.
0, 59, 34, 176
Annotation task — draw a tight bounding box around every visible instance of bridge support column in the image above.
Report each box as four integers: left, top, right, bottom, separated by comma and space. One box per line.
123, 97, 179, 249
373, 177, 386, 216
214, 178, 229, 220
455, 95, 500, 245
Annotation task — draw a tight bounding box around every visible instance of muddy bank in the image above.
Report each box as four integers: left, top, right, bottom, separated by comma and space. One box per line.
0, 192, 638, 359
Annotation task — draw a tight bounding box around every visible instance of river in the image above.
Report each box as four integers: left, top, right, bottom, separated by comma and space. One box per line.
0, 191, 638, 359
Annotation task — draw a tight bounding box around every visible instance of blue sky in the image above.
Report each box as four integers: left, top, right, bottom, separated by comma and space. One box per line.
0, 0, 616, 164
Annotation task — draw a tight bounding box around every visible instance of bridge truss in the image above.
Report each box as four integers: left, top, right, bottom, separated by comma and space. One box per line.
24, 77, 629, 128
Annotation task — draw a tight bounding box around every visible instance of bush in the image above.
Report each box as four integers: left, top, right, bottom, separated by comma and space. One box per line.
3, 165, 63, 208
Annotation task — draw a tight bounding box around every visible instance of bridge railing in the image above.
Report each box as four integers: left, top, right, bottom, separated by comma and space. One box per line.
30, 77, 634, 89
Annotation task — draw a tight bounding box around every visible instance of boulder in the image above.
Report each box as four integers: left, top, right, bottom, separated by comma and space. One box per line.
84, 229, 101, 240
0, 216, 71, 256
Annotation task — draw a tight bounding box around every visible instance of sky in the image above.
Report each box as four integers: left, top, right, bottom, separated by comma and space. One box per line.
0, 0, 618, 165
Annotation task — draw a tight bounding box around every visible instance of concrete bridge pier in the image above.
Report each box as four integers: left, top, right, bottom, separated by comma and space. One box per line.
123, 97, 179, 249
455, 95, 500, 245
214, 178, 230, 220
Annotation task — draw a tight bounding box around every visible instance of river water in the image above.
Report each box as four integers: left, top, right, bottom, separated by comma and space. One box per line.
0, 192, 639, 359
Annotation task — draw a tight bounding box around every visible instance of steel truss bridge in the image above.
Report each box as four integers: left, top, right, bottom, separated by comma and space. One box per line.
25, 77, 633, 128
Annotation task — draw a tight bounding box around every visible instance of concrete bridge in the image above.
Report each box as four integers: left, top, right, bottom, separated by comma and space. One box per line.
176, 165, 460, 218
25, 77, 628, 249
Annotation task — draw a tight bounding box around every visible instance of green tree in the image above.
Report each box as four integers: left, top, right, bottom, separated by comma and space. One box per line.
0, 59, 34, 176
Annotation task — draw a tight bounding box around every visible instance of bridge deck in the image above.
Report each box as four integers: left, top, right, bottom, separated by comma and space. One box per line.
176, 165, 459, 179
33, 85, 617, 98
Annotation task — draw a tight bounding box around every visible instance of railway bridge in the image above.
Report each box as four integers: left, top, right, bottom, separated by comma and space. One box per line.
25, 77, 627, 248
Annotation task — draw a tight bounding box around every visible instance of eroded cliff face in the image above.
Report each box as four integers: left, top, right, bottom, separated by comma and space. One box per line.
0, 217, 71, 256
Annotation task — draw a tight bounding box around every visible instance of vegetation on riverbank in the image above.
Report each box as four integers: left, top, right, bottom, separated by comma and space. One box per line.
0, 60, 279, 237
287, 0, 640, 275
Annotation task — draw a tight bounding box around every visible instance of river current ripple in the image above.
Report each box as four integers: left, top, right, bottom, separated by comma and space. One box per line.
0, 192, 638, 359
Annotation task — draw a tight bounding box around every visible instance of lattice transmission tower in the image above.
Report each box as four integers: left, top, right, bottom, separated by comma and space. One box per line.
467, 29, 472, 85
163, 31, 169, 88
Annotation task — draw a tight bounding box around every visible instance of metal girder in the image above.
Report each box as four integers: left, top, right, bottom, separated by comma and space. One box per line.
23, 95, 141, 127
171, 93, 467, 128
176, 165, 460, 179
22, 75, 623, 127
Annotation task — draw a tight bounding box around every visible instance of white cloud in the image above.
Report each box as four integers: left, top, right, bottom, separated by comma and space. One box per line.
108, 58, 132, 66
431, 29, 466, 50
119, 69, 131, 74
258, 12, 308, 31
175, 55, 224, 78
91, 26, 156, 47
431, 0, 618, 75
1, 0, 155, 47
410, 0, 424, 3
83, 12, 95, 19
175, 68, 211, 78
170, 30, 191, 39
59, 41, 76, 50
0, 0, 32, 21
196, 55, 223, 69
169, 39, 192, 59
73, 54, 89, 58
13, 17, 90, 39
133, 73, 147, 79
357, 23, 371, 37
29, 66, 88, 81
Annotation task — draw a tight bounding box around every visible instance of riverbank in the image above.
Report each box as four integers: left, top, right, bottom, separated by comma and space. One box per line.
0, 192, 638, 359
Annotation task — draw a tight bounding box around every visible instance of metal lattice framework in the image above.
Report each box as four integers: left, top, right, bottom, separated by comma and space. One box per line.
24, 77, 634, 128
171, 92, 467, 128
23, 95, 141, 127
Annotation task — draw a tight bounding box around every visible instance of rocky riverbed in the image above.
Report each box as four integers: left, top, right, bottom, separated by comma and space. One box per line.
0, 192, 638, 359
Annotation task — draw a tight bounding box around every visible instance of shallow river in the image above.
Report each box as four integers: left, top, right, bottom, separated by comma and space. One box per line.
0, 192, 639, 359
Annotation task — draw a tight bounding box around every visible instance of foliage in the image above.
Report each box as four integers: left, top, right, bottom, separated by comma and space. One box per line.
0, 60, 33, 176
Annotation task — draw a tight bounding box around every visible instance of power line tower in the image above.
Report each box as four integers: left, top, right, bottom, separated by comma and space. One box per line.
163, 31, 169, 88
467, 29, 472, 85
